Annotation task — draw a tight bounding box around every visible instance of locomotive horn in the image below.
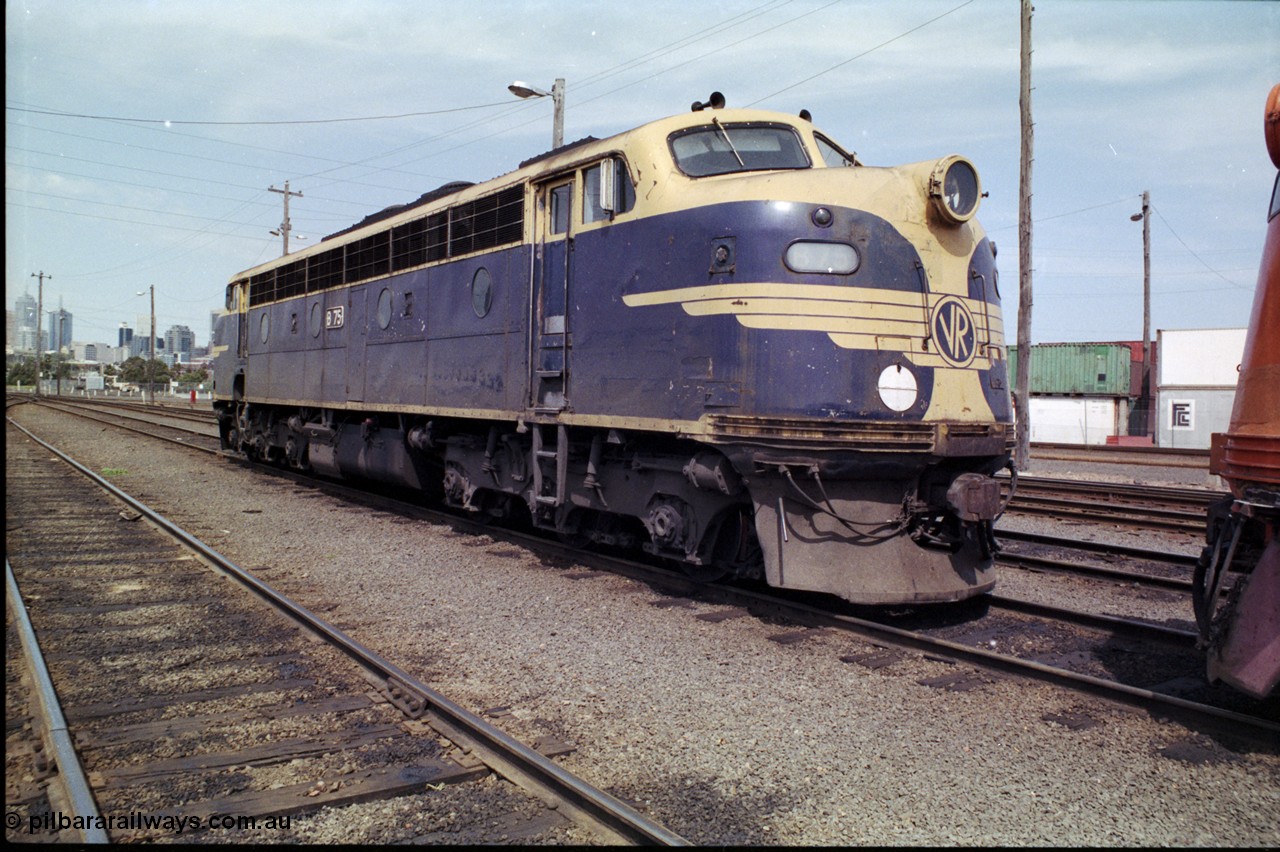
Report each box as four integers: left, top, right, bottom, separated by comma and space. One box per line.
799, 109, 812, 122
691, 91, 726, 112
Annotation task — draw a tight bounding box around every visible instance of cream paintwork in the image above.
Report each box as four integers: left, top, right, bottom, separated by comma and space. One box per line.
622, 282, 1003, 357
622, 281, 1004, 422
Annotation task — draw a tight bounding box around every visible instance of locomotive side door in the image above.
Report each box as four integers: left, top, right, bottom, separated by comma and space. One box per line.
346, 286, 367, 402
236, 283, 249, 360
529, 177, 573, 411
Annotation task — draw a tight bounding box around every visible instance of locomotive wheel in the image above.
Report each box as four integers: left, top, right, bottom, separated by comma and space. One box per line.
555, 508, 595, 549
557, 531, 593, 548
687, 506, 761, 584
678, 561, 730, 584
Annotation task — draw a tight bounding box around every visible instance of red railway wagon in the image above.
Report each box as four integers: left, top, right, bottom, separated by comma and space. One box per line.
1197, 83, 1280, 699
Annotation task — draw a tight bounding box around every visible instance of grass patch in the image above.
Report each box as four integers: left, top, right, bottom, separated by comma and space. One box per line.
101, 468, 128, 477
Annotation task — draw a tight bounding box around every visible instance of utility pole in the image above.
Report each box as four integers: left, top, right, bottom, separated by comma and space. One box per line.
31, 271, 51, 398
1130, 191, 1152, 437
1015, 0, 1034, 470
551, 78, 565, 150
269, 181, 303, 256
136, 285, 155, 404
56, 313, 65, 397
148, 285, 156, 405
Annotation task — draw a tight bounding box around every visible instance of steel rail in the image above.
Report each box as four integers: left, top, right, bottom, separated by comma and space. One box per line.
30, 398, 221, 454
996, 550, 1195, 592
6, 417, 688, 846
996, 528, 1199, 566
1008, 473, 1223, 504
718, 584, 1280, 739
52, 396, 217, 425
1006, 496, 1204, 531
985, 594, 1197, 646
385, 515, 1278, 740
21, 406, 1272, 741
238, 461, 1278, 741
6, 561, 110, 844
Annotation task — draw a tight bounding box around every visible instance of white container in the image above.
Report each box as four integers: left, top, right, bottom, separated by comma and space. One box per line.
1157, 328, 1246, 388
1028, 397, 1126, 445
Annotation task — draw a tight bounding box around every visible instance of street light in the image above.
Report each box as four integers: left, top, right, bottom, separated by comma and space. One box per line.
508, 78, 565, 149
136, 286, 155, 405
1130, 191, 1151, 438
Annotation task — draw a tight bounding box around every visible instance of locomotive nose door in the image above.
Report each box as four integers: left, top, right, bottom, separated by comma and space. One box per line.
529, 177, 573, 411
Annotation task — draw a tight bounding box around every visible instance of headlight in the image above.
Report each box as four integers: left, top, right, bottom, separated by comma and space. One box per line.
929, 155, 981, 225
784, 241, 860, 274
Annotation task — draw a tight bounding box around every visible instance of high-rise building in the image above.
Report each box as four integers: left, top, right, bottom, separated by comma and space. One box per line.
132, 313, 155, 360
48, 303, 72, 351
165, 325, 195, 361
13, 292, 38, 352
15, 292, 37, 328
118, 323, 134, 348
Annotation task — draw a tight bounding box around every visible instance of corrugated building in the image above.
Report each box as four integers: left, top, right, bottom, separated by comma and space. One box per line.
1006, 343, 1133, 396
1006, 343, 1140, 445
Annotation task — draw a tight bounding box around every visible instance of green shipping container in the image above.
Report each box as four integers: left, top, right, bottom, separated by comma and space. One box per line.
1005, 343, 1132, 396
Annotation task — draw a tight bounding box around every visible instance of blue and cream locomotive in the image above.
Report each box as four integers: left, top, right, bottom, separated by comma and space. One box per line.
212, 95, 1013, 605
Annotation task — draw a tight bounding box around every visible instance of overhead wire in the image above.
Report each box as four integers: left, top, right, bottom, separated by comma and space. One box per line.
7, 0, 830, 308
5, 117, 454, 192
746, 0, 978, 106
296, 0, 812, 185
1150, 203, 1250, 289
4, 99, 518, 126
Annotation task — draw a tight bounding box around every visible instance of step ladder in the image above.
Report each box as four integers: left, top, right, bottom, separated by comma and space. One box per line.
531, 423, 568, 519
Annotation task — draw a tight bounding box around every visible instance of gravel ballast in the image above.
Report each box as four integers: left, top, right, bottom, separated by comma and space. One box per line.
9, 405, 1279, 846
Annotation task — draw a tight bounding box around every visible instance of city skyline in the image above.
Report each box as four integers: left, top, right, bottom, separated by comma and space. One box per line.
7, 290, 205, 363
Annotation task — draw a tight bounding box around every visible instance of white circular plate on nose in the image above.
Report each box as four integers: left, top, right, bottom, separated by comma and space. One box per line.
877, 364, 918, 412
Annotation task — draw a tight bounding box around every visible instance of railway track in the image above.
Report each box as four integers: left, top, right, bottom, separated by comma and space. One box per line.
4, 416, 685, 845
18, 398, 1276, 741
16, 394, 217, 424
1028, 441, 1210, 469
32, 396, 1224, 536
399, 515, 1277, 738
1001, 475, 1220, 534
996, 530, 1197, 593
21, 397, 222, 454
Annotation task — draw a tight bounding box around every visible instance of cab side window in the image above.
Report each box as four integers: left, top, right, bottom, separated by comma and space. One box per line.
815, 133, 858, 168
550, 183, 572, 234
583, 159, 636, 223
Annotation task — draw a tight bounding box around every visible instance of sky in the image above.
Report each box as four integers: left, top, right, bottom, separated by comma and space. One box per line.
6, 0, 1279, 351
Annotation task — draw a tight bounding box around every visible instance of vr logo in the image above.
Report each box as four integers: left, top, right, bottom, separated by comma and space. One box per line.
931, 296, 977, 367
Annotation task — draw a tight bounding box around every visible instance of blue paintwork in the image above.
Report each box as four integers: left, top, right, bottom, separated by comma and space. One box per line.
236, 195, 1010, 433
